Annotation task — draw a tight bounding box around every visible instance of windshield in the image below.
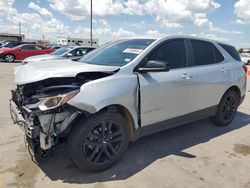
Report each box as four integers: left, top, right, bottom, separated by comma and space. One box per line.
51, 47, 73, 55
3, 42, 15, 48
80, 39, 155, 66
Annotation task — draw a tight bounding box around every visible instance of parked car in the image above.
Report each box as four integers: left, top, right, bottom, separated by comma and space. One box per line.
1, 41, 36, 48
22, 46, 96, 64
10, 36, 246, 171
0, 44, 54, 62
240, 53, 250, 65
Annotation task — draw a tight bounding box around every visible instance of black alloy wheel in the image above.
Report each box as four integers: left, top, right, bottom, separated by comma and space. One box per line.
67, 111, 129, 171
84, 120, 124, 164
211, 90, 239, 126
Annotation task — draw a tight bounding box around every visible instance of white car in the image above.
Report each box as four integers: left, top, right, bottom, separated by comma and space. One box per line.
240, 53, 250, 65
22, 46, 96, 64
10, 36, 247, 171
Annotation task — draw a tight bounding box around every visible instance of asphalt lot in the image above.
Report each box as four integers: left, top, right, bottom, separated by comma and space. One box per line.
0, 62, 250, 188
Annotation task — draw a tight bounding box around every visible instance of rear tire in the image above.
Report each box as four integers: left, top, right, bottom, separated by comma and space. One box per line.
5, 54, 15, 62
67, 111, 129, 172
211, 90, 239, 126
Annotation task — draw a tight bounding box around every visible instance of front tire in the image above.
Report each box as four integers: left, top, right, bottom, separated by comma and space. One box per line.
67, 111, 129, 172
211, 90, 239, 126
5, 54, 15, 62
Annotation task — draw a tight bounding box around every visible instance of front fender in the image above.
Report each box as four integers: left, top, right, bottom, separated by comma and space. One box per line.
67, 74, 139, 129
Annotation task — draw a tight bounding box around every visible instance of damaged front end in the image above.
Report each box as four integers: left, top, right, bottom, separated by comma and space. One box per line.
9, 72, 113, 153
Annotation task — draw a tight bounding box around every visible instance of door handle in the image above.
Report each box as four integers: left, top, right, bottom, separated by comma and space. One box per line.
181, 74, 193, 80
221, 68, 227, 73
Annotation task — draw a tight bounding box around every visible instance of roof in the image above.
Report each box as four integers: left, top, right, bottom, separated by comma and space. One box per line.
116, 35, 230, 44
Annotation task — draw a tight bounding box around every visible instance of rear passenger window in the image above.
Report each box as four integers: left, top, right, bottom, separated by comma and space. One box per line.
219, 43, 241, 61
190, 40, 224, 66
148, 39, 187, 69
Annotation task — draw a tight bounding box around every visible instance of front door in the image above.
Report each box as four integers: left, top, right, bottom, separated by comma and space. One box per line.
138, 39, 193, 127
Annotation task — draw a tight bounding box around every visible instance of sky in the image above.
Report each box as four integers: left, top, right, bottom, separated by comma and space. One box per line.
0, 0, 249, 47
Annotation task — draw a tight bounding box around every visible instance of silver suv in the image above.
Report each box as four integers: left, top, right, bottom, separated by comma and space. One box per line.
10, 36, 247, 171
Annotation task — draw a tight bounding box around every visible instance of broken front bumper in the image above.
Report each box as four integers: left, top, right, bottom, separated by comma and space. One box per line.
10, 98, 82, 151
9, 99, 39, 138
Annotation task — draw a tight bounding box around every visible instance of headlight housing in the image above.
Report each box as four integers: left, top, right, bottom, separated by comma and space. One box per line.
39, 90, 79, 111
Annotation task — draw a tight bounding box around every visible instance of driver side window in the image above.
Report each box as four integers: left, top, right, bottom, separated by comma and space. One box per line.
75, 48, 87, 56
148, 39, 187, 69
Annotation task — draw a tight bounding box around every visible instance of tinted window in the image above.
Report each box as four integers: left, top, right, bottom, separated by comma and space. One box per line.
213, 46, 224, 63
21, 45, 35, 50
219, 43, 241, 61
74, 48, 88, 56
190, 40, 224, 66
148, 39, 187, 69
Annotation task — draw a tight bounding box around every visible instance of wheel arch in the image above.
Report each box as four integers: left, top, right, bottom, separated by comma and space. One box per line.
99, 104, 137, 141
223, 85, 241, 103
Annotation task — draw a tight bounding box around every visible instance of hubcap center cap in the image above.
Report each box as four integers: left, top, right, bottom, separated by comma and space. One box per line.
102, 140, 107, 144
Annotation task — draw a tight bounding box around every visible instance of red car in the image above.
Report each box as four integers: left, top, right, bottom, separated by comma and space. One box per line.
0, 44, 54, 62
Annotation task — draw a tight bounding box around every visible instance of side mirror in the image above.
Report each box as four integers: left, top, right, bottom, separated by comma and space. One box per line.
138, 60, 170, 73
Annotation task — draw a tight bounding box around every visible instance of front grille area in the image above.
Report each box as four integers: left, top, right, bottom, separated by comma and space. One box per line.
11, 89, 22, 108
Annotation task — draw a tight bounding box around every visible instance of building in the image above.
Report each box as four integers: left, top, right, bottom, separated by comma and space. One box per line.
23, 39, 51, 46
57, 37, 99, 47
242, 48, 250, 53
0, 33, 25, 41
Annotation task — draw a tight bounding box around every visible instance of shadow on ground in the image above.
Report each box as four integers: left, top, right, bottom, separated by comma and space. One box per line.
37, 111, 250, 184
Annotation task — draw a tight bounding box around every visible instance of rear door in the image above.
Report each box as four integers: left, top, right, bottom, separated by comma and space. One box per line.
138, 39, 193, 126
187, 39, 230, 112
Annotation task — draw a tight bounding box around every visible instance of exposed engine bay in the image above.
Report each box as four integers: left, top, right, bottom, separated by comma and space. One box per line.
10, 71, 114, 153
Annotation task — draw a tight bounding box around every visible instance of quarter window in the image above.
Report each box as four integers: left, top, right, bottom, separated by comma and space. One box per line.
214, 46, 224, 63
190, 40, 224, 66
219, 43, 241, 61
148, 39, 187, 69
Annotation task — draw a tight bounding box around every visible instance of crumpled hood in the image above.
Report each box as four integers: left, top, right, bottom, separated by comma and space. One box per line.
24, 54, 62, 63
14, 59, 119, 85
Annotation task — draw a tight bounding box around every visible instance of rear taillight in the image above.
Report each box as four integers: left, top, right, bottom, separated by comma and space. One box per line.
243, 64, 248, 74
